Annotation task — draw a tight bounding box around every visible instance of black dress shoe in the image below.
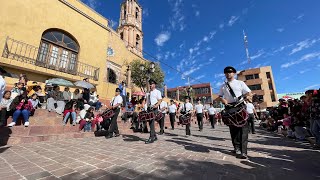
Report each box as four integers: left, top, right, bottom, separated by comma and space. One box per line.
145, 138, 154, 144
232, 149, 241, 155
236, 153, 248, 159
154, 137, 158, 141
114, 134, 120, 137
105, 134, 113, 139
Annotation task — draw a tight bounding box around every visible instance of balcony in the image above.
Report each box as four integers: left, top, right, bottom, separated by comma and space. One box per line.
1, 37, 100, 81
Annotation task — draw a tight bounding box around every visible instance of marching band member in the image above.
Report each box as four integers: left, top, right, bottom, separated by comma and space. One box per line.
145, 79, 162, 144
159, 96, 168, 134
216, 66, 252, 159
208, 103, 217, 129
245, 98, 258, 134
132, 97, 147, 132
178, 96, 193, 136
195, 98, 204, 131
168, 99, 177, 130
106, 88, 123, 139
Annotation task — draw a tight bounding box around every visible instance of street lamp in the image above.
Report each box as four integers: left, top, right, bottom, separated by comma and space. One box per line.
139, 62, 156, 92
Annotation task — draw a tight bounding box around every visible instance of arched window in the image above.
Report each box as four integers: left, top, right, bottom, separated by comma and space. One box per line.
124, 5, 127, 18
36, 29, 79, 74
120, 32, 124, 40
136, 7, 139, 20
107, 68, 117, 84
136, 34, 140, 49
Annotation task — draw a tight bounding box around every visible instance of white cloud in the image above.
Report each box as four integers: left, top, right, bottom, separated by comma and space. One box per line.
109, 19, 118, 29
143, 8, 149, 17
228, 16, 239, 26
82, 0, 98, 10
209, 57, 215, 62
214, 73, 225, 79
183, 66, 200, 77
242, 8, 249, 15
188, 74, 205, 84
294, 14, 304, 22
215, 82, 224, 88
195, 11, 200, 17
273, 44, 294, 54
154, 31, 171, 46
281, 51, 320, 68
289, 38, 320, 55
206, 47, 212, 51
168, 0, 186, 31
277, 28, 284, 33
283, 76, 291, 80
304, 84, 320, 90
299, 69, 310, 74
209, 31, 216, 39
251, 49, 265, 60
203, 36, 209, 42
219, 23, 224, 29
156, 54, 162, 60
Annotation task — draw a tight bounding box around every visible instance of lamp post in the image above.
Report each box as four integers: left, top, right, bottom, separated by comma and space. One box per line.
139, 62, 155, 92
202, 96, 206, 105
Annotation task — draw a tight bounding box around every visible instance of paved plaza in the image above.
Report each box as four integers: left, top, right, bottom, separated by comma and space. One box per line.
0, 124, 319, 180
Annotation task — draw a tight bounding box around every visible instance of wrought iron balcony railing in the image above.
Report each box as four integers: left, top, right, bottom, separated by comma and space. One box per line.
2, 37, 100, 81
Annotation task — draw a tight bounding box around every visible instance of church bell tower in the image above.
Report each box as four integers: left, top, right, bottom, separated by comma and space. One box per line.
117, 0, 143, 57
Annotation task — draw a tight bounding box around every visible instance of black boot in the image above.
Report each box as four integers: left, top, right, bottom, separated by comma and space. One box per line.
145, 137, 154, 144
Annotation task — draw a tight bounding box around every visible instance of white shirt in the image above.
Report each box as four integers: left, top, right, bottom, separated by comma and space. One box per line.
148, 89, 162, 106
208, 107, 217, 115
180, 102, 193, 112
111, 95, 123, 107
246, 102, 255, 114
0, 76, 6, 102
159, 101, 168, 113
195, 104, 204, 114
168, 104, 177, 113
218, 79, 251, 103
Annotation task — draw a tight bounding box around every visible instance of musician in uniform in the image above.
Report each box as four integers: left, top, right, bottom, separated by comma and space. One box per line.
208, 103, 217, 129
217, 66, 252, 159
159, 96, 168, 134
245, 98, 258, 134
132, 97, 147, 132
106, 88, 123, 139
178, 96, 193, 136
145, 79, 162, 144
195, 98, 204, 131
168, 99, 177, 130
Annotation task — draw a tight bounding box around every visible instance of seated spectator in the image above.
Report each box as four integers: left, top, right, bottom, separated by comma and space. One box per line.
8, 92, 34, 127
79, 107, 95, 131
76, 104, 89, 124
122, 102, 134, 123
28, 93, 39, 115
73, 89, 82, 100
89, 92, 102, 111
47, 85, 65, 115
63, 100, 77, 126
0, 91, 12, 126
63, 87, 72, 103
11, 82, 24, 99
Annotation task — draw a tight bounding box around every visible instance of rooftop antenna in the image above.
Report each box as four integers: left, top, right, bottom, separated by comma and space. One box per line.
243, 30, 251, 65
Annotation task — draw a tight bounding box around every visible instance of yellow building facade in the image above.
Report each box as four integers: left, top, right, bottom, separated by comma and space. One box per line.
0, 0, 146, 102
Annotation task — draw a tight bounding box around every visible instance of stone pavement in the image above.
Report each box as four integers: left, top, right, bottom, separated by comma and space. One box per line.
0, 124, 319, 180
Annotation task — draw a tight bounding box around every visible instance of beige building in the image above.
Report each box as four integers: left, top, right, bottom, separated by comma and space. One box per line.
0, 0, 148, 103
237, 66, 278, 109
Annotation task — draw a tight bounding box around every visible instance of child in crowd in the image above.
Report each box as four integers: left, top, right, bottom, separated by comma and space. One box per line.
0, 91, 12, 126
63, 100, 77, 126
79, 107, 95, 132
28, 93, 39, 116
8, 92, 33, 127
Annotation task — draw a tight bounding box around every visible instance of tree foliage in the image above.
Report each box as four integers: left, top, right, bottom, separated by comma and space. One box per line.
130, 60, 165, 92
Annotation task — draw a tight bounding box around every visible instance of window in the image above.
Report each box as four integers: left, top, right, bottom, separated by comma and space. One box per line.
271, 94, 276, 102
107, 68, 117, 84
246, 74, 259, 80
248, 84, 262, 90
136, 34, 140, 49
269, 82, 273, 90
266, 72, 271, 79
36, 29, 79, 74
136, 7, 139, 19
120, 32, 124, 40
253, 95, 264, 102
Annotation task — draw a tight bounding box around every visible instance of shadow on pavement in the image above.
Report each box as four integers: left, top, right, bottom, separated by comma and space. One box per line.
122, 134, 146, 142
192, 134, 227, 141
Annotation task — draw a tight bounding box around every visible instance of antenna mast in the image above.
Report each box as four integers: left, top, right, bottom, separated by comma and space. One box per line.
243, 30, 251, 64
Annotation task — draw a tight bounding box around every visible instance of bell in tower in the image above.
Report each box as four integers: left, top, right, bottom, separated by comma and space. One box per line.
117, 0, 143, 57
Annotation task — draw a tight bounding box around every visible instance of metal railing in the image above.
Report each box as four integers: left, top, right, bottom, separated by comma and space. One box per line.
2, 37, 100, 81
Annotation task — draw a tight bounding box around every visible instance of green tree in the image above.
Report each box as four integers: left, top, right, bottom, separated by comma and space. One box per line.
130, 60, 165, 92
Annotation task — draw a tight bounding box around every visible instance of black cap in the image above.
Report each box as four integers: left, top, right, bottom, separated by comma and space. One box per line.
115, 88, 121, 92
224, 66, 236, 73
149, 79, 157, 85
170, 99, 174, 102
185, 96, 191, 100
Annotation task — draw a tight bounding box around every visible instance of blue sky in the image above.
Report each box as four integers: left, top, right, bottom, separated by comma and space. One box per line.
81, 0, 320, 94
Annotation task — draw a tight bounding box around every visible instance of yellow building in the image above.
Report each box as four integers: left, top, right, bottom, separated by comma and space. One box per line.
0, 0, 147, 102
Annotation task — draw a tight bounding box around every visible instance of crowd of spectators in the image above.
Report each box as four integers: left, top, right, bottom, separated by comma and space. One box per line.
259, 89, 320, 149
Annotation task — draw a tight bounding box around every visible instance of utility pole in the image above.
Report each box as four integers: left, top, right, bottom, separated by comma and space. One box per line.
243, 30, 251, 65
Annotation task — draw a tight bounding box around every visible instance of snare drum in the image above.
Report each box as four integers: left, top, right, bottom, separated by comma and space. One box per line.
100, 109, 115, 119
138, 111, 155, 122
178, 113, 191, 125
221, 103, 248, 127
